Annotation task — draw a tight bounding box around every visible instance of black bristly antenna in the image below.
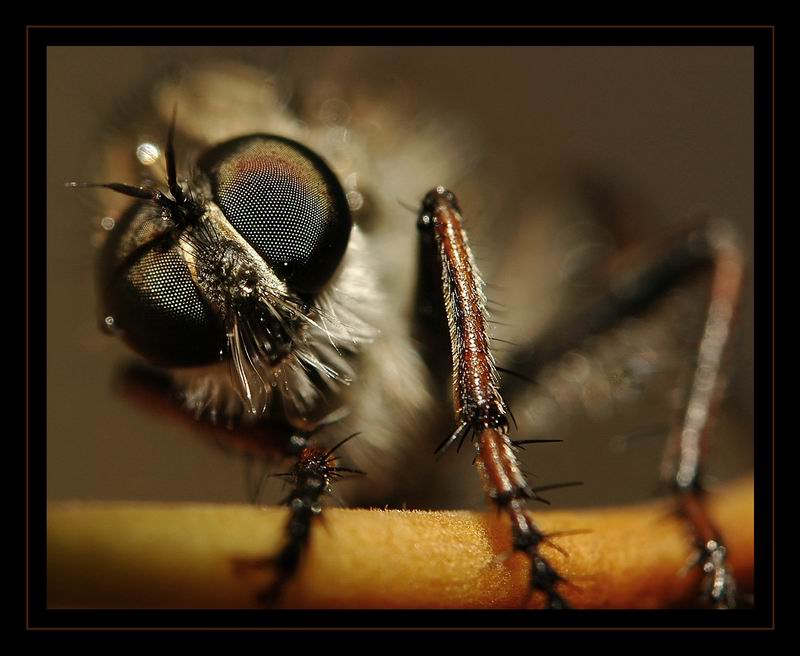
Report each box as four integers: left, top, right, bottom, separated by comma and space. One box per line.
65, 105, 199, 226
166, 105, 187, 206
64, 181, 183, 216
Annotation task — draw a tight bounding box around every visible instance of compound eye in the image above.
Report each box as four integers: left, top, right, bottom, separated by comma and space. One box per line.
98, 202, 226, 367
198, 135, 352, 294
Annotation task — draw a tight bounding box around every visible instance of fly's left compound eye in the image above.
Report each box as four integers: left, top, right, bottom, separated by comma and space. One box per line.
198, 135, 352, 294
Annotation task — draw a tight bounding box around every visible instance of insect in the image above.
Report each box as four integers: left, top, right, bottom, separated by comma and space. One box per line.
54, 47, 754, 609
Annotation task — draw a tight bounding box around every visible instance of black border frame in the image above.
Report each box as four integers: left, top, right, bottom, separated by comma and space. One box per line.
23, 23, 779, 632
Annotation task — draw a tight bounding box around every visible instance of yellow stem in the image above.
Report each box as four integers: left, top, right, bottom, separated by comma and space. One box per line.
48, 475, 753, 609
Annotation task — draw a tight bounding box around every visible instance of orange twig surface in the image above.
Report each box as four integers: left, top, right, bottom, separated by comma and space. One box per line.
47, 475, 753, 609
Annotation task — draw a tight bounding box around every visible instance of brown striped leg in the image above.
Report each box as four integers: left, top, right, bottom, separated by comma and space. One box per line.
418, 187, 570, 609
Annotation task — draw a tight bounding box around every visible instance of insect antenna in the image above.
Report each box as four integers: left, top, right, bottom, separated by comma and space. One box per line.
165, 105, 187, 205
67, 115, 201, 226
65, 181, 183, 215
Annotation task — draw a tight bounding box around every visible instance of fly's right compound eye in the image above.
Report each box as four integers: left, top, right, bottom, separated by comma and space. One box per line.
98, 201, 227, 367
197, 135, 352, 295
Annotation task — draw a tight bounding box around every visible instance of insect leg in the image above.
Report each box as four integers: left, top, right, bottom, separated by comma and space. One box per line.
500, 221, 732, 400
500, 219, 746, 608
417, 187, 570, 609
117, 363, 369, 605
659, 223, 745, 608
234, 431, 365, 606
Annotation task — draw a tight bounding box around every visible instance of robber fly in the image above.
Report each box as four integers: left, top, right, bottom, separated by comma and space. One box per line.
68, 55, 749, 609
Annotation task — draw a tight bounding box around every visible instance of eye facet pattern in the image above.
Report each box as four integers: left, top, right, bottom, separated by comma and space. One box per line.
198, 135, 352, 294
99, 202, 225, 367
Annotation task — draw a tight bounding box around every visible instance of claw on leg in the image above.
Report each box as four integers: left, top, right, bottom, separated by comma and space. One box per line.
661, 224, 745, 608
233, 433, 365, 607
512, 514, 572, 609
698, 538, 737, 609
676, 490, 739, 609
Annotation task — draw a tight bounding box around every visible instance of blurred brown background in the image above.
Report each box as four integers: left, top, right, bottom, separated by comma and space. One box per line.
47, 46, 754, 507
